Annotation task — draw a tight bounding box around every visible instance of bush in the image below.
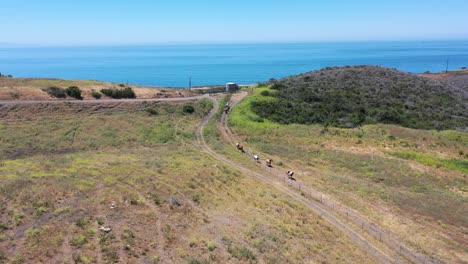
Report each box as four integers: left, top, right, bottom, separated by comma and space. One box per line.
228, 245, 256, 260
260, 90, 270, 96
65, 86, 83, 100
91, 90, 102, 99
100, 89, 114, 97
43, 86, 67, 98
207, 241, 217, 251
70, 235, 87, 247
146, 108, 159, 115
183, 105, 195, 114
100, 87, 136, 99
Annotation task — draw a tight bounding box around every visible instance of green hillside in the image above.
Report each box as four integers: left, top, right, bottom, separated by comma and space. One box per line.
252, 66, 467, 130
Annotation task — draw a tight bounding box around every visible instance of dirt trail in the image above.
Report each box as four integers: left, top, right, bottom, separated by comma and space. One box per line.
221, 94, 444, 264
229, 93, 445, 263
196, 94, 446, 264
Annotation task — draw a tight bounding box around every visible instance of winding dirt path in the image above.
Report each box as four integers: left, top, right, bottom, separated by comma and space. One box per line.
220, 94, 442, 264
196, 94, 445, 264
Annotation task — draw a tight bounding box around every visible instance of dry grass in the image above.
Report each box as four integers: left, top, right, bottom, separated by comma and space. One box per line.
0, 99, 374, 263
0, 77, 193, 100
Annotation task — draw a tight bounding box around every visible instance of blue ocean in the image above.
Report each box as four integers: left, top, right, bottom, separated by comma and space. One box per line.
1, 41, 467, 87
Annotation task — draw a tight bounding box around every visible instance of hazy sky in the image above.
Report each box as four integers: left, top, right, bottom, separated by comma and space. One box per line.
1, 0, 468, 45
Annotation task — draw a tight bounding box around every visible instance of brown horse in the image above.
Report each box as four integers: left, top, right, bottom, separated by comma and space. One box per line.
235, 143, 245, 153
224, 105, 230, 114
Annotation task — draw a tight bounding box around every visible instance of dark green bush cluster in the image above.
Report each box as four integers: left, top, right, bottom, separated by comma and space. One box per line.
100, 87, 136, 99
253, 66, 467, 130
182, 105, 195, 114
91, 90, 102, 99
42, 86, 83, 99
260, 90, 270, 96
43, 86, 67, 98
65, 86, 83, 100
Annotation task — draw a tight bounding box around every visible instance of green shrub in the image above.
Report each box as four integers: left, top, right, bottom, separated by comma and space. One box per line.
100, 89, 114, 97
183, 105, 195, 114
260, 90, 270, 96
207, 241, 217, 251
43, 86, 67, 98
76, 217, 90, 228
228, 245, 256, 260
91, 90, 102, 99
153, 196, 162, 205
192, 193, 202, 203
146, 108, 159, 116
71, 235, 87, 247
100, 87, 136, 99
65, 86, 83, 100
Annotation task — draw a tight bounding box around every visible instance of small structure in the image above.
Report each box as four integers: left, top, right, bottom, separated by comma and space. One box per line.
226, 82, 239, 92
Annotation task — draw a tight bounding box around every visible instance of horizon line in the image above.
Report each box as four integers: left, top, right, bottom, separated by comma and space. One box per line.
2, 38, 468, 48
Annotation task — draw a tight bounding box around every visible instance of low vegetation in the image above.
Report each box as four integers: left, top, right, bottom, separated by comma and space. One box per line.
100, 87, 136, 99
227, 87, 467, 263
91, 90, 102, 99
42, 86, 67, 98
0, 77, 194, 100
0, 98, 373, 263
41, 86, 83, 100
65, 86, 83, 100
253, 66, 467, 130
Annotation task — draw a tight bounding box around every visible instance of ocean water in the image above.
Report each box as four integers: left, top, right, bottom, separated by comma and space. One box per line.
1, 41, 467, 87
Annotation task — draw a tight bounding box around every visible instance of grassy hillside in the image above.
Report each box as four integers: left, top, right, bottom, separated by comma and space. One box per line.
252, 66, 467, 130
228, 87, 467, 263
0, 77, 192, 100
0, 100, 374, 263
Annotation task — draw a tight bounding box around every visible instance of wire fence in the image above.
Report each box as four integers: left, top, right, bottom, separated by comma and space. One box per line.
220, 97, 444, 263
238, 147, 443, 264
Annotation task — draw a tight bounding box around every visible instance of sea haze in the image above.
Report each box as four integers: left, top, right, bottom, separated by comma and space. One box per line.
1, 41, 467, 87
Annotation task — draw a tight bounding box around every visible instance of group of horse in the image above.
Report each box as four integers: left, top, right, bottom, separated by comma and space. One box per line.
228, 103, 295, 180
235, 142, 296, 181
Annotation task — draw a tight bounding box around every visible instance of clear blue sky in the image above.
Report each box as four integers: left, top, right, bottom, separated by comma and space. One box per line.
1, 0, 468, 45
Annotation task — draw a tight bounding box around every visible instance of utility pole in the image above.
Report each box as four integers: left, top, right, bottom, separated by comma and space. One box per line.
446, 57, 450, 73
189, 77, 192, 90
